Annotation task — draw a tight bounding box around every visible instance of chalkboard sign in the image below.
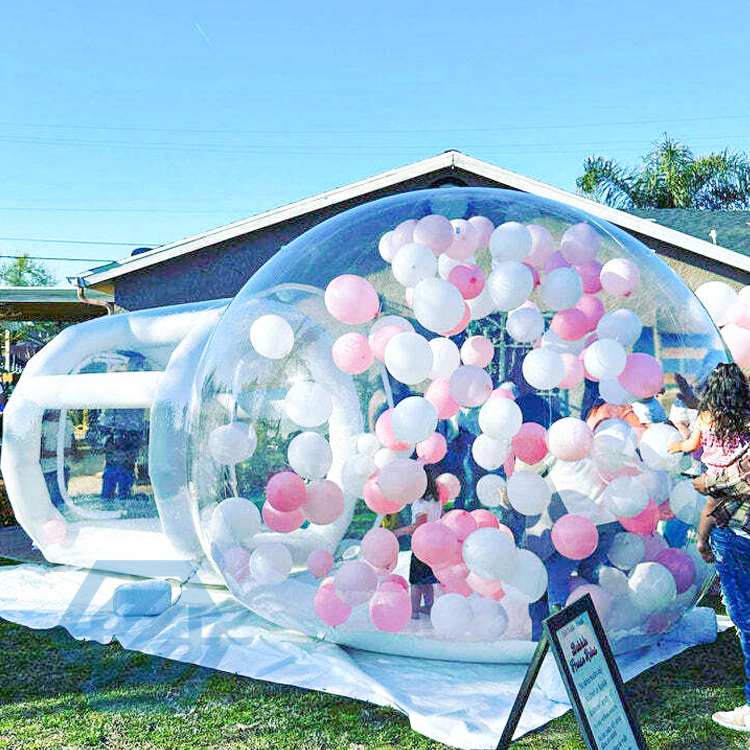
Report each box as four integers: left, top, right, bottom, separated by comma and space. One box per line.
497, 594, 648, 749
544, 594, 647, 750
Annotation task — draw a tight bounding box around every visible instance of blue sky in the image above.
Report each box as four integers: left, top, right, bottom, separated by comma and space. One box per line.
1, 0, 749, 284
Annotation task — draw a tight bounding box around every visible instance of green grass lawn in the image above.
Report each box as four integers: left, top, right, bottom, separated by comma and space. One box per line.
0, 588, 748, 749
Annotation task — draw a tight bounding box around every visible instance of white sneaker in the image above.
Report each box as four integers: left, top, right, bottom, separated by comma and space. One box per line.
712, 704, 750, 732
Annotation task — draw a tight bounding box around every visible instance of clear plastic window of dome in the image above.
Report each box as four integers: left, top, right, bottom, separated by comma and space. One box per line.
187, 188, 725, 662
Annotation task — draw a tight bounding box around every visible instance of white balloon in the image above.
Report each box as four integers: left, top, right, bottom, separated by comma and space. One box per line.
391, 396, 438, 444
449, 365, 493, 407
438, 251, 476, 280
447, 219, 480, 259
430, 593, 472, 638
695, 281, 738, 327
522, 347, 565, 390
502, 549, 548, 603
596, 308, 642, 348
378, 230, 396, 262
468, 596, 508, 639
602, 476, 648, 518
583, 338, 627, 380
341, 454, 377, 498
334, 560, 378, 606
488, 261, 534, 311
369, 315, 414, 335
384, 332, 433, 384
377, 458, 427, 502
636, 469, 671, 504
209, 497, 261, 544
208, 422, 258, 465
506, 306, 545, 343
284, 382, 333, 427
639, 423, 683, 472
476, 474, 507, 507
472, 434, 511, 471
540, 328, 588, 355
250, 543, 292, 586
628, 562, 676, 614
250, 314, 295, 359
597, 565, 629, 595
356, 432, 381, 457
540, 267, 583, 311
599, 377, 635, 406
463, 527, 517, 580
506, 471, 551, 515
373, 447, 411, 468
547, 417, 593, 461
391, 242, 437, 287
592, 418, 639, 475
412, 277, 466, 333
288, 432, 333, 479
669, 479, 702, 525
478, 398, 523, 441
428, 337, 461, 379
489, 222, 532, 262
607, 532, 645, 571
467, 285, 497, 320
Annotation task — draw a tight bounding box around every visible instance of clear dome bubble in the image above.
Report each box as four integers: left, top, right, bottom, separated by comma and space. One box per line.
187, 188, 726, 662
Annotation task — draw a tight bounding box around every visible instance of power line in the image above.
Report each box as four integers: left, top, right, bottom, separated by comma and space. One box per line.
0, 206, 243, 214
0, 237, 159, 247
0, 254, 115, 262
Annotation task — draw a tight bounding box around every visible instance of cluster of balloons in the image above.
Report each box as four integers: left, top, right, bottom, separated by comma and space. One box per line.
695, 281, 750, 368
196, 190, 720, 655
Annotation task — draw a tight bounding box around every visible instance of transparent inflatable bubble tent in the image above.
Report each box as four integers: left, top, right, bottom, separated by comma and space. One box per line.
3, 188, 725, 662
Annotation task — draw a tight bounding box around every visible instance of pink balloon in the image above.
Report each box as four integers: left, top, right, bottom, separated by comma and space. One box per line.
558, 352, 585, 389
375, 409, 411, 451
544, 250, 571, 274
654, 548, 696, 594
551, 308, 590, 341
470, 508, 500, 529
391, 219, 417, 251
369, 588, 412, 632
618, 500, 659, 535
497, 523, 515, 540
436, 473, 461, 502
657, 500, 674, 520
460, 335, 494, 367
424, 378, 460, 419
412, 521, 459, 566
440, 575, 474, 597
618, 353, 664, 399
368, 324, 406, 362
302, 480, 345, 525
573, 261, 603, 293
720, 323, 750, 368
262, 501, 305, 533
223, 546, 250, 582
266, 471, 306, 512
547, 417, 593, 461
42, 518, 67, 545
363, 474, 405, 514
641, 533, 669, 561
332, 332, 374, 374
441, 509, 477, 542
574, 294, 606, 330
490, 386, 517, 400
552, 514, 599, 560
645, 611, 680, 636
526, 224, 556, 268
468, 215, 494, 250
416, 432, 447, 464
600, 258, 640, 297
413, 214, 454, 255
447, 219, 479, 259
466, 571, 505, 598
314, 579, 352, 626
433, 561, 468, 583
726, 302, 750, 329
522, 260, 541, 289
441, 302, 471, 336
378, 573, 409, 592
324, 274, 380, 325
566, 584, 613, 625
361, 527, 399, 569
512, 422, 548, 464
307, 548, 334, 578
448, 263, 486, 299
404, 287, 414, 307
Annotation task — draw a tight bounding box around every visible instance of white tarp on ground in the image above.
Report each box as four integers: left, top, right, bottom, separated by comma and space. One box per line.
0, 563, 726, 749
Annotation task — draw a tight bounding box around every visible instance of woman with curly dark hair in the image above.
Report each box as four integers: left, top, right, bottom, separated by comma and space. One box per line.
669, 362, 750, 732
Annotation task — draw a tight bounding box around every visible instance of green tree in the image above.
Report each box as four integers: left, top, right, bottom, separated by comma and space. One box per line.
576, 134, 750, 210
0, 253, 56, 286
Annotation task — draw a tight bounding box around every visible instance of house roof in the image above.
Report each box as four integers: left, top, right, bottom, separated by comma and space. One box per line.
75, 150, 750, 288
0, 286, 113, 321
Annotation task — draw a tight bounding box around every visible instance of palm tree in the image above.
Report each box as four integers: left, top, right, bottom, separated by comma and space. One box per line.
576, 134, 750, 210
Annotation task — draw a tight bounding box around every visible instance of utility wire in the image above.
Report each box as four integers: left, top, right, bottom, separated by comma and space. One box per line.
0, 255, 116, 262
0, 237, 159, 247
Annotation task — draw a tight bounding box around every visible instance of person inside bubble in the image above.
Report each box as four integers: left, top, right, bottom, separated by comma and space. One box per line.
393, 470, 442, 620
